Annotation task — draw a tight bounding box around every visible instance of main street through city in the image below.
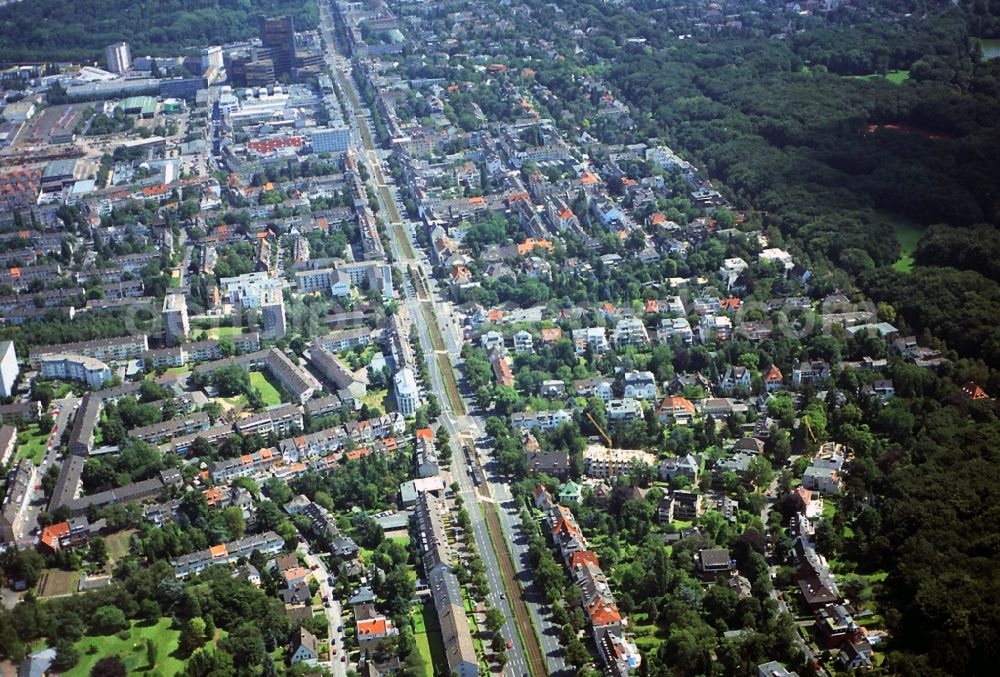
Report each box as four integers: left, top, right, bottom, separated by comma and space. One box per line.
318, 2, 585, 672
318, 3, 552, 675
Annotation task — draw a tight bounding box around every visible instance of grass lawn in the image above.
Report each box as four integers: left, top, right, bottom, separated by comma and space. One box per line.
107, 529, 136, 560
851, 70, 910, 84
162, 365, 191, 376
205, 326, 244, 339
412, 602, 445, 676
51, 381, 74, 398
361, 388, 388, 411
892, 221, 925, 272
36, 569, 81, 598
249, 371, 283, 406
68, 618, 190, 676
822, 501, 837, 520
15, 424, 49, 465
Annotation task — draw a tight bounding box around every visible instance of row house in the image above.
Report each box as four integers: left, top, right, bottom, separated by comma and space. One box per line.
235, 405, 303, 437
171, 531, 284, 577
208, 448, 279, 483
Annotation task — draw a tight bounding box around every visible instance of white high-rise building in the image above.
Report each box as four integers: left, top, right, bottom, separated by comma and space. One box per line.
201, 46, 223, 74
105, 42, 132, 74
394, 367, 421, 417
0, 341, 18, 397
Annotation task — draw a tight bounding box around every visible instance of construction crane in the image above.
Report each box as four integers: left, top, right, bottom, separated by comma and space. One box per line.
802, 415, 817, 444
586, 411, 613, 448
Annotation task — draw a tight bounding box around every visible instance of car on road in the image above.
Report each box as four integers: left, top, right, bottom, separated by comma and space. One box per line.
506, 640, 513, 649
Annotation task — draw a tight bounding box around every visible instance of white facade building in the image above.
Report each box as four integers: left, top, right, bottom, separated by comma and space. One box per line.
105, 42, 132, 74
394, 367, 421, 417
40, 354, 111, 389
0, 341, 17, 398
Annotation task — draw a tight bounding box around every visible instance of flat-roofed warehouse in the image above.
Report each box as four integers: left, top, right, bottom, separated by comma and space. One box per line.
118, 96, 158, 118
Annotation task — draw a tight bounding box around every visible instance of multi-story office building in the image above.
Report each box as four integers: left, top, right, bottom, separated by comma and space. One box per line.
310, 126, 351, 154
259, 15, 296, 76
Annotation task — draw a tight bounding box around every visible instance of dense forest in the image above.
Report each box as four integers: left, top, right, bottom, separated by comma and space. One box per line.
0, 0, 318, 63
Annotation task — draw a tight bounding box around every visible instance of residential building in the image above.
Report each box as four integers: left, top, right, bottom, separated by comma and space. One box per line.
219, 271, 282, 308
763, 364, 784, 391
802, 466, 842, 494
399, 476, 445, 507
413, 494, 478, 677
720, 365, 752, 393
129, 412, 211, 445
526, 449, 569, 477
356, 604, 399, 649
658, 317, 694, 344
209, 448, 280, 483
289, 627, 318, 665
39, 354, 111, 388
162, 293, 189, 345
394, 367, 420, 417
0, 459, 35, 543
623, 371, 656, 400
659, 454, 700, 483
656, 396, 695, 425
0, 341, 17, 397
414, 428, 439, 478
606, 398, 642, 423
572, 327, 609, 355
513, 329, 534, 354
583, 444, 656, 480
695, 548, 734, 579
612, 317, 650, 348
0, 425, 15, 466
30, 334, 149, 367
670, 490, 703, 521
757, 661, 799, 677
699, 314, 733, 343
792, 359, 831, 385
260, 288, 286, 339
510, 409, 573, 433
235, 405, 302, 437
171, 531, 284, 577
